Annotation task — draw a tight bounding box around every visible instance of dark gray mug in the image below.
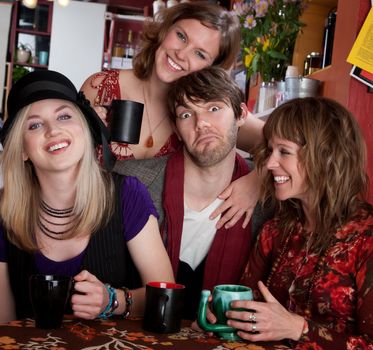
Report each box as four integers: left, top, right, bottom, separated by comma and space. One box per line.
29, 274, 73, 329
143, 281, 185, 333
109, 100, 144, 144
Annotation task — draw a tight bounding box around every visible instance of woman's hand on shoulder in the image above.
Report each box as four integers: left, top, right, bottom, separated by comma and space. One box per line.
210, 170, 260, 229
71, 270, 109, 320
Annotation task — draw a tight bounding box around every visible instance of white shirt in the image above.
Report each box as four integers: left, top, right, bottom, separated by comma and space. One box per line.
180, 198, 223, 270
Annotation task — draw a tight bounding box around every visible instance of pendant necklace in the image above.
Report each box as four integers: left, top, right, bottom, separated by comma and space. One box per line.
142, 85, 168, 148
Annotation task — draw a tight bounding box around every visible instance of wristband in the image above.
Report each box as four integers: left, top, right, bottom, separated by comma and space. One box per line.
120, 286, 133, 319
98, 284, 117, 319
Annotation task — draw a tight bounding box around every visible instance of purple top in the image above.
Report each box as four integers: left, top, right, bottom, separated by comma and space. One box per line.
0, 176, 158, 277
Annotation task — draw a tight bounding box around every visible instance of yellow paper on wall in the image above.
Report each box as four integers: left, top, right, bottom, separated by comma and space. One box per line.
347, 7, 373, 74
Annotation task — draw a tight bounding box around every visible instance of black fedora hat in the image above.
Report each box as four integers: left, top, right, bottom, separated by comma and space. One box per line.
2, 70, 115, 169
3, 70, 109, 145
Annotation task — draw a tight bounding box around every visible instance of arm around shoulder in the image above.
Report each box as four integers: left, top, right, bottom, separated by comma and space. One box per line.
237, 114, 265, 153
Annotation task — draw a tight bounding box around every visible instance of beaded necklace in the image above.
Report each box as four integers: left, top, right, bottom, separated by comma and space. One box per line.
38, 200, 75, 240
266, 227, 329, 317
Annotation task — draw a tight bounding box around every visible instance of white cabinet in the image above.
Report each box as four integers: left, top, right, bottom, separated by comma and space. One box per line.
0, 2, 12, 114
49, 0, 107, 89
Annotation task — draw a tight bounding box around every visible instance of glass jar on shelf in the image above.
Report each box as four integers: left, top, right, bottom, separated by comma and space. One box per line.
112, 28, 125, 57
257, 81, 276, 113
125, 30, 134, 59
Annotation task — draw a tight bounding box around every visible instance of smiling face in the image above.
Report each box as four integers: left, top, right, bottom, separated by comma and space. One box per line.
154, 19, 221, 83
22, 99, 86, 175
175, 99, 245, 167
266, 136, 310, 205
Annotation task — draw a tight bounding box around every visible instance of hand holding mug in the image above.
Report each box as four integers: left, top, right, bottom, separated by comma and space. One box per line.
197, 284, 253, 340
71, 270, 109, 320
225, 281, 305, 342
94, 105, 109, 127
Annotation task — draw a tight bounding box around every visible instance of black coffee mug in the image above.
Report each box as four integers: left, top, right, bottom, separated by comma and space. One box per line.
29, 274, 73, 329
109, 100, 144, 144
143, 281, 185, 333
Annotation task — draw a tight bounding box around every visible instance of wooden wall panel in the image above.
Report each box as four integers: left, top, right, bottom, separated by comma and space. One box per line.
347, 0, 373, 203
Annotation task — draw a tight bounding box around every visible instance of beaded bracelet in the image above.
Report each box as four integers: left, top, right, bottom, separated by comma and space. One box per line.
119, 286, 133, 319
98, 284, 118, 319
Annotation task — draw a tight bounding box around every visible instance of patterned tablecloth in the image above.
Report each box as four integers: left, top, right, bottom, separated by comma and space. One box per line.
0, 316, 289, 350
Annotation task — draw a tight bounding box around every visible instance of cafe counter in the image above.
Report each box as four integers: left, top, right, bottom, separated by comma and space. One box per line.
0, 316, 290, 350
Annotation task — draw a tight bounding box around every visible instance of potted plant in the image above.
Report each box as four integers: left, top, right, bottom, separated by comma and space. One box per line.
12, 65, 30, 83
234, 0, 307, 83
16, 43, 32, 64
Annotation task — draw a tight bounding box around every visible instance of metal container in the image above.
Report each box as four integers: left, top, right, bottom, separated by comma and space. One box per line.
285, 77, 320, 101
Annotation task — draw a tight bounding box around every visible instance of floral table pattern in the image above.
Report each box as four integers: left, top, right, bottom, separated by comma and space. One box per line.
0, 317, 289, 350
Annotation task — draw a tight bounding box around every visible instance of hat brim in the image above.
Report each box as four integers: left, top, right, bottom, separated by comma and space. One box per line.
2, 71, 110, 147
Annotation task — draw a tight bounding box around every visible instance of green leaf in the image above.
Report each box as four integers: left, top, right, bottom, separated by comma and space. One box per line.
252, 54, 260, 73
268, 50, 287, 60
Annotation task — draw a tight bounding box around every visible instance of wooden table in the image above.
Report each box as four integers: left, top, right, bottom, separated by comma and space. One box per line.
0, 316, 289, 350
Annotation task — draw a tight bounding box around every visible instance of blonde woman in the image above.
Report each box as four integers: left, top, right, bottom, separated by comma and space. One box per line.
0, 70, 174, 323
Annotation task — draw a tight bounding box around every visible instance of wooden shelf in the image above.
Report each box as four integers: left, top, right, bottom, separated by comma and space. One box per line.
16, 28, 51, 37
5, 0, 53, 119
292, 0, 338, 75
14, 62, 48, 69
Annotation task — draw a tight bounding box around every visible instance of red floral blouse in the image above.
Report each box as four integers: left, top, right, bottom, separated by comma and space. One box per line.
240, 204, 373, 349
89, 69, 182, 161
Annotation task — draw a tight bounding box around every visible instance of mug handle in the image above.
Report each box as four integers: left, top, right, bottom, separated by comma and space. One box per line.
159, 294, 169, 331
197, 290, 235, 333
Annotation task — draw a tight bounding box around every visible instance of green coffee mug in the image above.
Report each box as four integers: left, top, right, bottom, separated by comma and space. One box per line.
197, 284, 253, 340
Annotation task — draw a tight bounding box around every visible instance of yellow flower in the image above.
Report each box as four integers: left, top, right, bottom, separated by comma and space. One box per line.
245, 54, 254, 68
262, 38, 270, 51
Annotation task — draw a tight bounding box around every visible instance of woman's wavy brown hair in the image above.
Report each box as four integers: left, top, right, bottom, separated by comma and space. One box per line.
254, 97, 369, 253
133, 1, 241, 79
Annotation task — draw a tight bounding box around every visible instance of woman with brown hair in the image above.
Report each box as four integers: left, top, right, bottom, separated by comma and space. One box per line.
81, 1, 264, 229
222, 97, 373, 349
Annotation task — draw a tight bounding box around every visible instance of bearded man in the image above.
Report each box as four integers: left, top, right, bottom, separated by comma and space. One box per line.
114, 67, 266, 320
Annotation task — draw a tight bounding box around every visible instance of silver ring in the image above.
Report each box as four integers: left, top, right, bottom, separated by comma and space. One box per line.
248, 312, 256, 321
251, 324, 257, 332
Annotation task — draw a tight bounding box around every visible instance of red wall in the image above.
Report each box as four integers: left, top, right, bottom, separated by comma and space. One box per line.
347, 0, 373, 203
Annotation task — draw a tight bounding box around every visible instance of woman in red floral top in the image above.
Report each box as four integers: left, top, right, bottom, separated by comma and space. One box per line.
223, 97, 373, 349
81, 2, 265, 230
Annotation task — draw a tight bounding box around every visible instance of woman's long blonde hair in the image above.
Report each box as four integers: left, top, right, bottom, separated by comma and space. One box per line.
0, 103, 114, 252
254, 97, 369, 253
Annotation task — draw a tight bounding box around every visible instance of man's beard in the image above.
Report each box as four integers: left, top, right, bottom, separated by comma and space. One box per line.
186, 123, 238, 168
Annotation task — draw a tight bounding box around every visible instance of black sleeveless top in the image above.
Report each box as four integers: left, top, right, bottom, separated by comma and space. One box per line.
6, 174, 141, 319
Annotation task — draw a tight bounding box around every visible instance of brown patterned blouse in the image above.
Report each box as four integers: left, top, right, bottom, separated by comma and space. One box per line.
240, 204, 373, 350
